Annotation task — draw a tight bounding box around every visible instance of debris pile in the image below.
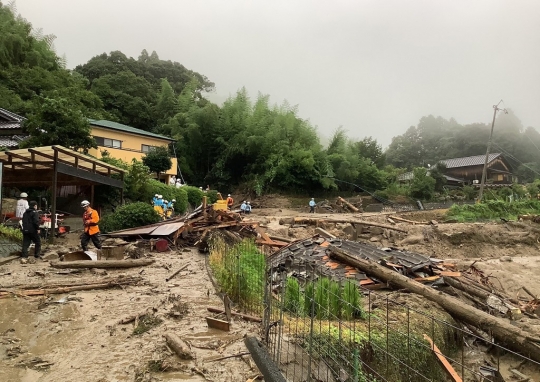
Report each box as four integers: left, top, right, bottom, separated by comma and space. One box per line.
268, 235, 540, 363
105, 205, 287, 250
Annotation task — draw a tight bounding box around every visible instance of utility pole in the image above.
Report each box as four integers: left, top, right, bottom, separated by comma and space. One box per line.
478, 101, 507, 202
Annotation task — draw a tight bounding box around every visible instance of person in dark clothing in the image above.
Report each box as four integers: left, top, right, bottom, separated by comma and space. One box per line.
21, 201, 41, 264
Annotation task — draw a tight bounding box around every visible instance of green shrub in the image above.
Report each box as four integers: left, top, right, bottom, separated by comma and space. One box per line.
206, 190, 219, 204
183, 186, 204, 208
0, 225, 23, 242
462, 185, 477, 200
100, 202, 161, 233
447, 200, 540, 222
144, 180, 188, 214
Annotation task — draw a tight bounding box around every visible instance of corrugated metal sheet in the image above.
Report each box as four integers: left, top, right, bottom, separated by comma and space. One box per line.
151, 222, 184, 236
438, 153, 501, 169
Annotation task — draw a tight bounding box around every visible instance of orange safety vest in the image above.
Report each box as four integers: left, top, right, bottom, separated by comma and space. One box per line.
83, 207, 100, 235
226, 197, 234, 206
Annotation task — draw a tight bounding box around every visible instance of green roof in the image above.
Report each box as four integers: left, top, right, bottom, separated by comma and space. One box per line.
89, 119, 175, 141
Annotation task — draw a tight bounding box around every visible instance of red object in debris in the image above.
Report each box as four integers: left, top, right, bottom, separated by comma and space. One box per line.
155, 239, 169, 252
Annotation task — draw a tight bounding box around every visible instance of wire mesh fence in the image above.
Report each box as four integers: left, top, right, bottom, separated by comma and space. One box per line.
207, 236, 540, 381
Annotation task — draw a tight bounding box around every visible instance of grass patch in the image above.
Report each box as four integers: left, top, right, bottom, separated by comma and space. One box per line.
284, 276, 365, 320
132, 315, 163, 335
208, 236, 265, 312
446, 200, 540, 222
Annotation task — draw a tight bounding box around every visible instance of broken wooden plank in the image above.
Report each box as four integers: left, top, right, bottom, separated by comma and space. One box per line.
423, 334, 462, 382
206, 317, 230, 331
165, 263, 189, 282
338, 196, 359, 212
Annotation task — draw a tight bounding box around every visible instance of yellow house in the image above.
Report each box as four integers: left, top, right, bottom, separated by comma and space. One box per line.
86, 119, 178, 184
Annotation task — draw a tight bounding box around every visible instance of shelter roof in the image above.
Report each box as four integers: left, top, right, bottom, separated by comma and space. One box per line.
0, 145, 125, 188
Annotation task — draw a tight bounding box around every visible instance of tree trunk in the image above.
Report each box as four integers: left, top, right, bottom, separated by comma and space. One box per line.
328, 246, 540, 363
0, 276, 141, 298
49, 258, 155, 269
288, 217, 407, 233
338, 197, 359, 212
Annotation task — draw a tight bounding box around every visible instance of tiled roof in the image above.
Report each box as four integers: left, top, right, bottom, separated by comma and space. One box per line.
438, 153, 501, 169
0, 108, 25, 123
89, 119, 174, 141
0, 137, 20, 147
0, 108, 25, 129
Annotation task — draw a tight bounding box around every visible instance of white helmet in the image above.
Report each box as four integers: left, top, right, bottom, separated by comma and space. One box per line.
155, 194, 159, 197
164, 200, 168, 203
158, 195, 163, 198
171, 199, 176, 202
247, 201, 250, 204
20, 192, 28, 198
81, 200, 90, 208
228, 194, 231, 197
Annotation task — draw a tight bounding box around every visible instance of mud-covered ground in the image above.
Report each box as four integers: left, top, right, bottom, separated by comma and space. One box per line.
0, 248, 261, 382
2, 197, 540, 381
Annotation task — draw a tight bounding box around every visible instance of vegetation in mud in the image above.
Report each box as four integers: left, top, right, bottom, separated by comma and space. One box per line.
132, 314, 163, 335
446, 200, 540, 222
208, 237, 265, 311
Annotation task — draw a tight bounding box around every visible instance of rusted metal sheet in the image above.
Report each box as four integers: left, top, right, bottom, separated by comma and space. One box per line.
151, 222, 184, 236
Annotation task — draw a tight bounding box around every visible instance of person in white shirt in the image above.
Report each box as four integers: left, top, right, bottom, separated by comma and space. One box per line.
16, 192, 29, 218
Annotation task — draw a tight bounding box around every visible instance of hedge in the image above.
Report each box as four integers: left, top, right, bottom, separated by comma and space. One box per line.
100, 202, 161, 233
145, 180, 188, 214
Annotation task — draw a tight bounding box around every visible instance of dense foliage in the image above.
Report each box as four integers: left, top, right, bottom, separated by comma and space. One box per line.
0, 3, 106, 150
142, 146, 172, 178
99, 202, 161, 233
3, 2, 540, 200
386, 113, 540, 182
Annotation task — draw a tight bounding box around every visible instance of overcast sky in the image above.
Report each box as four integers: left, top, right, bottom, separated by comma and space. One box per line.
14, 0, 540, 147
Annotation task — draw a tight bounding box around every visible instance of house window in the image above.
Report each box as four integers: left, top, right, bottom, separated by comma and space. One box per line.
497, 174, 504, 181
142, 144, 158, 153
94, 136, 121, 148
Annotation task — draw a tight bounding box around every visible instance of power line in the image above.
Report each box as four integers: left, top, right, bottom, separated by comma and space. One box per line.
492, 142, 540, 178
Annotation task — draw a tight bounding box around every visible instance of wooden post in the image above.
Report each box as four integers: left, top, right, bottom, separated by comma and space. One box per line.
203, 196, 207, 218
90, 185, 94, 207
120, 172, 125, 205
50, 149, 58, 244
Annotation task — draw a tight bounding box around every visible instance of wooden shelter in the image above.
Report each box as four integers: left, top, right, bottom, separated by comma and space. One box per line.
0, 145, 125, 242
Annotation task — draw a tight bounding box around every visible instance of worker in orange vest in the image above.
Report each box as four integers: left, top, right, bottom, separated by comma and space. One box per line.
226, 194, 234, 210
80, 200, 102, 251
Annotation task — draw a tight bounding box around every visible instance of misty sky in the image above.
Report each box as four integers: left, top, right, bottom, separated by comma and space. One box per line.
14, 0, 540, 147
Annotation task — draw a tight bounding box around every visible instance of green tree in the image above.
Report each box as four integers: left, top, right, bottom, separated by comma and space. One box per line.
142, 146, 172, 178
429, 163, 447, 192
21, 96, 96, 151
410, 167, 435, 200
354, 136, 385, 168
155, 78, 178, 126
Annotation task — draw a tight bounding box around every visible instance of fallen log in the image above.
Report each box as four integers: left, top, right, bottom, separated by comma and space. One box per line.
206, 307, 262, 323
389, 215, 429, 225
443, 276, 491, 300
285, 217, 407, 233
0, 276, 141, 298
338, 197, 359, 212
268, 235, 292, 243
49, 258, 155, 269
164, 333, 194, 360
328, 246, 540, 363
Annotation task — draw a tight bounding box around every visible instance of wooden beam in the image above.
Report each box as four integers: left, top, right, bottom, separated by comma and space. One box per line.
50, 149, 58, 244
423, 334, 462, 382
52, 145, 124, 175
